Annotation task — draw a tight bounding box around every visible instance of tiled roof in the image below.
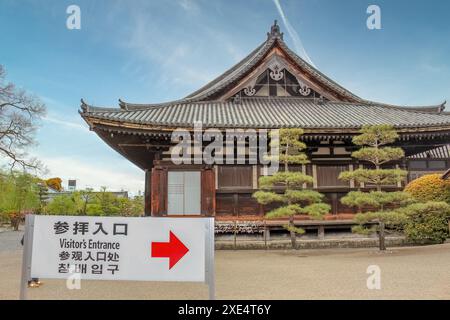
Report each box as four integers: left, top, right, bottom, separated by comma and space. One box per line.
409, 145, 450, 158
81, 97, 450, 130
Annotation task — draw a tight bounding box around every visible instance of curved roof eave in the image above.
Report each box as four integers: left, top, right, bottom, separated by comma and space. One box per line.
81, 116, 450, 138
80, 98, 450, 133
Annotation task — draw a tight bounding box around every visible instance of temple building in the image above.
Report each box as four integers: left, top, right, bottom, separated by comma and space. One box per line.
80, 22, 450, 221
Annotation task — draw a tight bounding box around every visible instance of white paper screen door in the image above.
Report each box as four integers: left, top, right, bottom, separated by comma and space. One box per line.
168, 171, 201, 215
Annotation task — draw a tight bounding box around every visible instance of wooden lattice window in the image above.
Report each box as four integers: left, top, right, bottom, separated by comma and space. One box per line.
218, 166, 253, 189
317, 165, 349, 188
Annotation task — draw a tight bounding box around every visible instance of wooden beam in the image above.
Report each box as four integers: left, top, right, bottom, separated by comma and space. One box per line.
118, 143, 172, 148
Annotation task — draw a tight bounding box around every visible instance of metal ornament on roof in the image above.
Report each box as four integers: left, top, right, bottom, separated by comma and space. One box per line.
269, 65, 284, 81
243, 76, 258, 97
240, 54, 313, 97
243, 86, 256, 96
267, 20, 284, 40
299, 83, 311, 96
267, 55, 285, 81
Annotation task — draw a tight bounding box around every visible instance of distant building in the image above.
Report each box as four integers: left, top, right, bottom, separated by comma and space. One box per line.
44, 179, 130, 200
46, 189, 129, 202
68, 179, 77, 191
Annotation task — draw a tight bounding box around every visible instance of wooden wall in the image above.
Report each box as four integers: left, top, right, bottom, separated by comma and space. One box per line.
217, 166, 253, 189
316, 165, 348, 188
406, 158, 450, 181
146, 158, 449, 217
214, 164, 359, 216
216, 193, 261, 216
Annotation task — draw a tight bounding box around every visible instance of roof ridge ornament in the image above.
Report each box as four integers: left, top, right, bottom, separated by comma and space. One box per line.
439, 100, 447, 113
119, 99, 129, 111
80, 99, 89, 112
267, 20, 284, 40
233, 94, 241, 105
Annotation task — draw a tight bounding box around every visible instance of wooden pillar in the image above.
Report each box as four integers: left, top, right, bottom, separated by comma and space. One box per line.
252, 165, 258, 189
259, 203, 264, 216
312, 164, 318, 188
302, 164, 307, 189
403, 159, 411, 183
331, 193, 338, 215
264, 224, 270, 248
144, 169, 152, 216
396, 164, 402, 188
233, 194, 239, 217
201, 167, 216, 216
359, 164, 365, 188
214, 165, 219, 190
151, 166, 167, 216
349, 164, 355, 189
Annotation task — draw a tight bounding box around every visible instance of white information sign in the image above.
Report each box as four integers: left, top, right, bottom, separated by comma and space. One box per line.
30, 216, 211, 282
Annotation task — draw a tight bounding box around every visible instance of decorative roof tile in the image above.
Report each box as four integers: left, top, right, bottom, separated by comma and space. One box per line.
81, 97, 450, 130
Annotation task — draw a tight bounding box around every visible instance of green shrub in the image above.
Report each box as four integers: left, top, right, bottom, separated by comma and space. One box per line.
398, 202, 450, 244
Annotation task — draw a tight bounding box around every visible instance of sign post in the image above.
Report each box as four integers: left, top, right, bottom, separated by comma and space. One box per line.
205, 218, 215, 300
20, 215, 215, 300
19, 214, 34, 300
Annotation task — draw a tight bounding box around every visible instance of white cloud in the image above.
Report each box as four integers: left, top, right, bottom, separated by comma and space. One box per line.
101, 1, 245, 92
34, 95, 142, 195
177, 0, 200, 13
273, 0, 315, 67
38, 155, 144, 195
40, 96, 90, 132
42, 116, 89, 132
120, 12, 214, 88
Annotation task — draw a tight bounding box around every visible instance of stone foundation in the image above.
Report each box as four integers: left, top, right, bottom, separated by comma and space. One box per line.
215, 236, 411, 250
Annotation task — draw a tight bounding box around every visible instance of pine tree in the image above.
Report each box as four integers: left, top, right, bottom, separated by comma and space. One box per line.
339, 125, 412, 250
253, 128, 330, 249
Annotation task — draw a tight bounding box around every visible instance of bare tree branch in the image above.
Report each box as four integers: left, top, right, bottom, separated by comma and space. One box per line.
0, 65, 46, 172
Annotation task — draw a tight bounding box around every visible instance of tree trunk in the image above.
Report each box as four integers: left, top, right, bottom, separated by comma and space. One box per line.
289, 215, 296, 249
11, 215, 20, 231
379, 221, 386, 251
376, 164, 382, 192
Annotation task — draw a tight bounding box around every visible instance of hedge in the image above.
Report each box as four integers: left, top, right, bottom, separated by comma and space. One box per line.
398, 202, 450, 244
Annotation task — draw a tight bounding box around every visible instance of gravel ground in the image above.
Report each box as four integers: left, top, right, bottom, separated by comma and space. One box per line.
0, 230, 449, 300
0, 229, 22, 252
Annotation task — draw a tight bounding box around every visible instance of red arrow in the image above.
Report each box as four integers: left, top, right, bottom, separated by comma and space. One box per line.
151, 231, 189, 269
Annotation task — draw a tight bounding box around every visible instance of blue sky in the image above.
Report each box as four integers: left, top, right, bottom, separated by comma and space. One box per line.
1, 0, 449, 194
